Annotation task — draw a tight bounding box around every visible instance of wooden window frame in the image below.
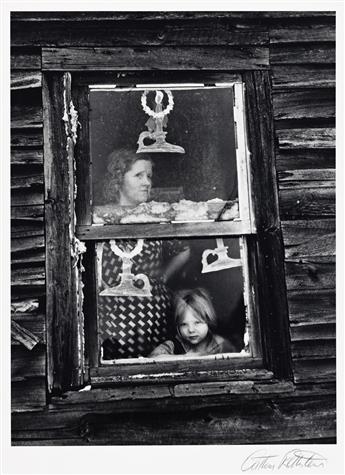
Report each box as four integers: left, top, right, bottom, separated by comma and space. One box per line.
77, 78, 261, 385
43, 62, 293, 394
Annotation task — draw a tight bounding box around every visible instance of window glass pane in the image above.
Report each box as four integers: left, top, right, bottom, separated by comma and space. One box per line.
90, 86, 240, 225
96, 236, 250, 362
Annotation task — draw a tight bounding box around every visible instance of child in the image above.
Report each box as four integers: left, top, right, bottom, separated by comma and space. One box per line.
149, 287, 237, 357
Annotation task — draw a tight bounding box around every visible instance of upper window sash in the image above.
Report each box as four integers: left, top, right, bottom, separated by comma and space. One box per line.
75, 82, 255, 240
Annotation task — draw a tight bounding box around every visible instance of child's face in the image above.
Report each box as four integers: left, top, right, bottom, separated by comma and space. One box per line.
178, 308, 209, 346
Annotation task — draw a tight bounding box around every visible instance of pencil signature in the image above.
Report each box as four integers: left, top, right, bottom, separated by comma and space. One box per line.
241, 449, 327, 471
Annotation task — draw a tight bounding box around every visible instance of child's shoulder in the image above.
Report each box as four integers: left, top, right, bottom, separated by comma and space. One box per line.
213, 334, 237, 353
149, 339, 175, 357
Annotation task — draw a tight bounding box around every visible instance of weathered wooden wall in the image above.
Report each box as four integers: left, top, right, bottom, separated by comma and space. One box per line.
11, 46, 46, 411
270, 17, 335, 385
10, 11, 336, 444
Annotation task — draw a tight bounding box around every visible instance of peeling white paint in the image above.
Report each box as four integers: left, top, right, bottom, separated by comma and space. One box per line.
79, 384, 92, 392
74, 237, 86, 386
74, 237, 87, 257
63, 73, 85, 386
69, 100, 79, 145
130, 372, 186, 379
62, 80, 70, 138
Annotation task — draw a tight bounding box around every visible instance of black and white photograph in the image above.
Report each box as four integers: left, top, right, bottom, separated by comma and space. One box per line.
1, 3, 343, 474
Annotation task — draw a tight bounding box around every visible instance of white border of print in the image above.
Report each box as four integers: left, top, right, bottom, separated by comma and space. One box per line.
1, 1, 344, 474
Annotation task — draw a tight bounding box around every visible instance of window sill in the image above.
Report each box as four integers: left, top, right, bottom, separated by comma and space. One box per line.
49, 375, 295, 412
76, 219, 253, 240
90, 357, 266, 386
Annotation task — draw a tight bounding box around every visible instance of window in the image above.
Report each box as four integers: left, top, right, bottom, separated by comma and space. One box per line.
44, 70, 292, 392
76, 80, 262, 383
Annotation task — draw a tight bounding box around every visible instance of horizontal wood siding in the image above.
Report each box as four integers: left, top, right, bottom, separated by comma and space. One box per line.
11, 393, 335, 444
10, 12, 336, 444
42, 46, 269, 71
11, 46, 46, 410
271, 17, 335, 385
11, 18, 269, 47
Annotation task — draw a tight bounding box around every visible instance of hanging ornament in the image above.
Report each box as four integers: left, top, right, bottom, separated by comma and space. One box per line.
137, 89, 185, 154
99, 239, 152, 297
201, 238, 242, 274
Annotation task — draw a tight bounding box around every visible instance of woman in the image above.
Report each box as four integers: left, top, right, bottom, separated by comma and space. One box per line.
97, 148, 190, 359
103, 148, 153, 207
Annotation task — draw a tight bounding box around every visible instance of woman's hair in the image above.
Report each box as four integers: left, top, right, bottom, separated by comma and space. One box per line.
174, 287, 217, 330
102, 148, 153, 203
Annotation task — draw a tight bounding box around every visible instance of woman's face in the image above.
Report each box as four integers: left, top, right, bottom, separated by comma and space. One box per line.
119, 159, 152, 206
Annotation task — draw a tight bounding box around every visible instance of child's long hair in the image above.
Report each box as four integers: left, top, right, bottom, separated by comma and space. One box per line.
174, 287, 217, 332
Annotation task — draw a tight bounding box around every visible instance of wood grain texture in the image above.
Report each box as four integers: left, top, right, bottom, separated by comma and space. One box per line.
73, 70, 241, 86
281, 219, 335, 258
11, 71, 42, 89
11, 48, 42, 70
276, 128, 335, 149
11, 104, 42, 129
243, 71, 292, 380
269, 24, 335, 44
11, 251, 45, 267
11, 265, 45, 287
82, 244, 99, 368
91, 360, 266, 386
270, 44, 335, 64
291, 339, 335, 358
11, 320, 40, 350
11, 219, 44, 239
290, 322, 335, 341
53, 379, 293, 406
11, 130, 43, 148
278, 169, 335, 183
76, 220, 250, 241
11, 298, 40, 313
11, 20, 269, 47
11, 345, 46, 381
11, 320, 46, 411
273, 89, 335, 120
276, 149, 335, 171
11, 284, 46, 300
73, 86, 91, 225
279, 187, 335, 219
293, 358, 335, 383
285, 259, 335, 291
12, 378, 46, 412
272, 65, 335, 89
12, 313, 46, 345
11, 205, 44, 220
11, 12, 336, 21
11, 395, 335, 444
11, 189, 44, 206
11, 149, 43, 165
43, 73, 81, 393
287, 289, 335, 324
72, 400, 334, 444
42, 46, 269, 71
11, 173, 44, 189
